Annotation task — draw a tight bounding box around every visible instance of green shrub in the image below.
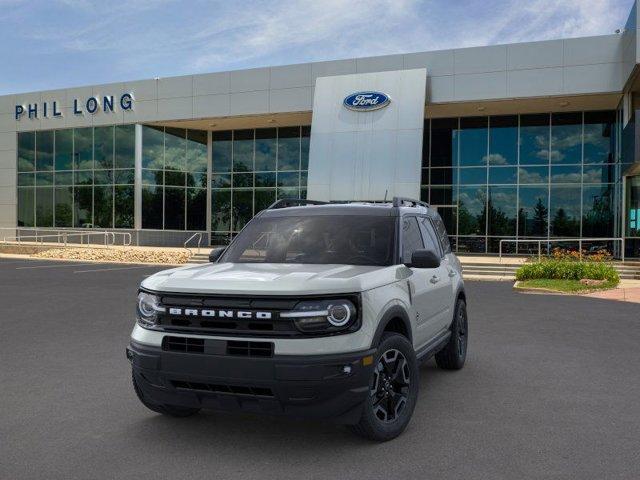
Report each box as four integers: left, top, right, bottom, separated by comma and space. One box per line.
515, 259, 619, 283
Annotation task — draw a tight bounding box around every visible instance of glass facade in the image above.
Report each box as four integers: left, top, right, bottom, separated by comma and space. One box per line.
17, 125, 135, 228
141, 126, 208, 230
210, 126, 310, 243
422, 112, 620, 253
15, 113, 624, 254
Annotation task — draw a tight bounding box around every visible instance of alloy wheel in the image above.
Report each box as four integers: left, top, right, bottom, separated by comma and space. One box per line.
370, 349, 411, 423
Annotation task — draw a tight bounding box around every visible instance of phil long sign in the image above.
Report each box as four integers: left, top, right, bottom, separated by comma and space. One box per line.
15, 93, 134, 120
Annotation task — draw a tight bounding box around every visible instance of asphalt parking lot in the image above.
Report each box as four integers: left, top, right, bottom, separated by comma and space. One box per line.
1, 258, 639, 480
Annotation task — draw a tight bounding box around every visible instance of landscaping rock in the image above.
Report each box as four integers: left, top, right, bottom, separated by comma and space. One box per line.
31, 247, 191, 264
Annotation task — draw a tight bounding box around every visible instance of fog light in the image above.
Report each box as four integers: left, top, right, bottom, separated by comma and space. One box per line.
342, 365, 352, 375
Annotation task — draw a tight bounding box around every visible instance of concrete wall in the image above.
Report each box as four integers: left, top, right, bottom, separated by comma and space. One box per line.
307, 69, 426, 201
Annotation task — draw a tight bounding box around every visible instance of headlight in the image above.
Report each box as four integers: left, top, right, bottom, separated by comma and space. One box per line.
136, 292, 164, 327
281, 298, 358, 334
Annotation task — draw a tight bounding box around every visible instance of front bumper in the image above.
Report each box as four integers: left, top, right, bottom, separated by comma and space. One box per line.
128, 340, 376, 424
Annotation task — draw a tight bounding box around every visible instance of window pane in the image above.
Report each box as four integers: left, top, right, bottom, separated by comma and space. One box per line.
186, 188, 206, 231
277, 127, 300, 171
94, 169, 113, 185
277, 187, 299, 199
75, 170, 93, 185
74, 186, 92, 227
232, 190, 253, 231
212, 131, 232, 172
458, 186, 486, 235
301, 126, 310, 170
35, 172, 53, 186
211, 174, 231, 188
115, 124, 135, 169
459, 167, 486, 185
164, 187, 185, 230
233, 130, 253, 172
255, 172, 276, 187
488, 116, 517, 166
488, 186, 517, 236
54, 186, 73, 227
114, 185, 134, 228
17, 188, 34, 227
233, 172, 253, 188
430, 168, 454, 185
550, 185, 580, 237
186, 171, 207, 188
550, 165, 581, 183
74, 128, 93, 170
584, 111, 615, 164
458, 117, 487, 166
401, 217, 424, 264
430, 186, 454, 205
35, 186, 54, 227
114, 169, 134, 185
255, 128, 277, 171
142, 186, 163, 229
518, 186, 548, 236
186, 129, 207, 172
430, 118, 457, 167
488, 166, 517, 184
255, 189, 276, 214
165, 170, 185, 187
582, 184, 614, 237
519, 166, 548, 184
551, 113, 582, 164
165, 127, 186, 171
18, 132, 35, 172
583, 164, 615, 184
277, 171, 299, 187
94, 126, 114, 169
142, 169, 163, 186
211, 190, 231, 231
55, 129, 73, 170
520, 114, 549, 165
142, 126, 164, 169
54, 171, 73, 185
93, 186, 113, 228
18, 172, 34, 187
35, 130, 54, 171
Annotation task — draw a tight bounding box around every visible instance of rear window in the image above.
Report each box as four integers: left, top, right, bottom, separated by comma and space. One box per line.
220, 215, 396, 266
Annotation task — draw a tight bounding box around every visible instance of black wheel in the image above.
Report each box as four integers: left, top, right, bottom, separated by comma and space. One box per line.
350, 333, 419, 441
435, 298, 468, 370
132, 371, 200, 418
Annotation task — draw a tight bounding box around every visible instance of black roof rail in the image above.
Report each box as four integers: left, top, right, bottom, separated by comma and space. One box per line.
392, 196, 430, 208
267, 198, 328, 210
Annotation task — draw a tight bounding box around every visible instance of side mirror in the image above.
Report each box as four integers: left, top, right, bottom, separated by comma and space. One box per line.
208, 247, 226, 263
407, 249, 440, 269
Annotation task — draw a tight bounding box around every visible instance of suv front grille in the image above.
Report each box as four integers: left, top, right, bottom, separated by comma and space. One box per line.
226, 340, 274, 357
171, 380, 274, 397
162, 336, 274, 357
162, 336, 204, 353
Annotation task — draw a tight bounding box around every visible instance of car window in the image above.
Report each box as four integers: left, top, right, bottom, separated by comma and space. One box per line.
401, 217, 424, 264
432, 214, 452, 254
418, 217, 442, 257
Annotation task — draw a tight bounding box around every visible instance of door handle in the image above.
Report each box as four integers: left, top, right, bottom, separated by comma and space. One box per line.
448, 270, 457, 277
430, 275, 440, 284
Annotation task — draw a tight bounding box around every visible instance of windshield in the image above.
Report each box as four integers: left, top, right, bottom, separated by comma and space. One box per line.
220, 215, 396, 266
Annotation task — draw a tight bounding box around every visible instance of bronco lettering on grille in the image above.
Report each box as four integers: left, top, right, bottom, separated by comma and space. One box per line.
167, 308, 272, 320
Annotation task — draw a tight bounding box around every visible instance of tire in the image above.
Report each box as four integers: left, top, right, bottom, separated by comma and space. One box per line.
132, 371, 200, 418
435, 298, 468, 370
350, 333, 419, 441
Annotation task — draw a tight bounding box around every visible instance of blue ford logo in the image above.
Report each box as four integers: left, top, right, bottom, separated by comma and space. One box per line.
343, 91, 390, 111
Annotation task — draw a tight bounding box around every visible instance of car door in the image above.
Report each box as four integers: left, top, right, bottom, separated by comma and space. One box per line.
419, 216, 454, 332
401, 216, 446, 346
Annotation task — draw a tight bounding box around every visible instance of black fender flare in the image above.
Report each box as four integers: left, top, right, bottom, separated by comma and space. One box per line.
370, 305, 413, 348
448, 285, 467, 329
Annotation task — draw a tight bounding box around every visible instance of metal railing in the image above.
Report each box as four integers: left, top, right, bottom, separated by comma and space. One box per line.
183, 232, 203, 254
498, 238, 625, 262
1, 229, 132, 248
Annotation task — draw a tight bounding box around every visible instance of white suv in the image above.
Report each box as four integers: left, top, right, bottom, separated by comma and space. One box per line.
127, 197, 467, 441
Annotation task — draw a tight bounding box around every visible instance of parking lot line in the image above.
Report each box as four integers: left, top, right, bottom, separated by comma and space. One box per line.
73, 265, 162, 273
16, 262, 96, 270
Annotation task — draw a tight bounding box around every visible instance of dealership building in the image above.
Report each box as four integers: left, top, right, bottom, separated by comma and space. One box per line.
3, 4, 640, 256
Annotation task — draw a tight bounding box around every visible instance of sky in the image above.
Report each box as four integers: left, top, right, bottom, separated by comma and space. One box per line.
0, 0, 636, 95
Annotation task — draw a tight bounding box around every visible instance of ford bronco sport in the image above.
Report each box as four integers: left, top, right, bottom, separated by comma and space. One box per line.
127, 197, 467, 441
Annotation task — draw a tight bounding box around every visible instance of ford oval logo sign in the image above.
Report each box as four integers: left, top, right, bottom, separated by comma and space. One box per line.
343, 91, 390, 111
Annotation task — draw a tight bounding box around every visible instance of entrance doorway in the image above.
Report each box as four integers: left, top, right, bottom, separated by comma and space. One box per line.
624, 175, 640, 257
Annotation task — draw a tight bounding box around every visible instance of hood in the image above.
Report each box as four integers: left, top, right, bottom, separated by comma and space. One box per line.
141, 262, 409, 295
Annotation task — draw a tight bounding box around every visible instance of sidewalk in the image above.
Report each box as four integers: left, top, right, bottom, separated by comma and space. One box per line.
582, 279, 640, 304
